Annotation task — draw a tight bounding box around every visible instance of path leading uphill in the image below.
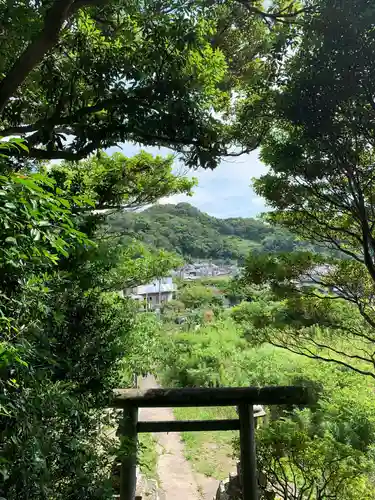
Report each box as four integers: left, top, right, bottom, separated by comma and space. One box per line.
138, 375, 218, 500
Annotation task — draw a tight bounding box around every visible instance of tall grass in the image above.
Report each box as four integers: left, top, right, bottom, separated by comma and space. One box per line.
157, 316, 375, 486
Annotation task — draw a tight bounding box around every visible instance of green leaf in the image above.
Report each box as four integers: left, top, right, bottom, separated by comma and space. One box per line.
31, 228, 41, 241
59, 198, 71, 209
5, 236, 17, 245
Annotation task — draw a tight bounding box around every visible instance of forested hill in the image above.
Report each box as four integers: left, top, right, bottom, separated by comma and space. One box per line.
108, 203, 315, 262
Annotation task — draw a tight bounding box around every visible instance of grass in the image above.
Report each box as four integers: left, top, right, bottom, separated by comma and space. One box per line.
173, 406, 237, 480
138, 433, 159, 480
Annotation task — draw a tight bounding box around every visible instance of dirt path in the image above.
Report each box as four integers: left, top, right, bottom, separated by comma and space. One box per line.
138, 375, 218, 500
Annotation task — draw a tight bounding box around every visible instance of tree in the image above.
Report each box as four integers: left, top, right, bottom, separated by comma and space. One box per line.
239, 0, 375, 377
0, 0, 302, 168
0, 170, 113, 499
119, 312, 164, 384
179, 283, 222, 309
0, 1, 219, 166
256, 416, 375, 500
0, 0, 314, 171
54, 151, 196, 212
252, 362, 375, 499
0, 152, 191, 499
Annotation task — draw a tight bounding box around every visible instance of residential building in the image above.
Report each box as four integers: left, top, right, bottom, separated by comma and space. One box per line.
125, 277, 177, 310
174, 261, 240, 280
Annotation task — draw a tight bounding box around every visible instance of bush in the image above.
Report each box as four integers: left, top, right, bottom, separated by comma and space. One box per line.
0, 165, 178, 498
161, 299, 186, 322
159, 315, 375, 499
254, 414, 375, 500
179, 284, 221, 309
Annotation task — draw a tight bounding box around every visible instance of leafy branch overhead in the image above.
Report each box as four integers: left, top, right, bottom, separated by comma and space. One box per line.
0, 0, 306, 167
51, 151, 197, 212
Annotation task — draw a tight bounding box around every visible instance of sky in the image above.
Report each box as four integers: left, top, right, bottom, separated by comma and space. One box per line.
107, 142, 269, 219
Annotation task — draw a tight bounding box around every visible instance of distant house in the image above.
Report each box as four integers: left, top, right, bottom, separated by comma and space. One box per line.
174, 261, 239, 280
298, 264, 335, 294
125, 277, 177, 310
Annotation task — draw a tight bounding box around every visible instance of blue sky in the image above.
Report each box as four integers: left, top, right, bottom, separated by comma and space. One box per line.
107, 142, 269, 219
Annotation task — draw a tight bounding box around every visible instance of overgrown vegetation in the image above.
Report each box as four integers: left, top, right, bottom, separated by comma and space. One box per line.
155, 280, 375, 497
139, 434, 159, 481
0, 155, 189, 499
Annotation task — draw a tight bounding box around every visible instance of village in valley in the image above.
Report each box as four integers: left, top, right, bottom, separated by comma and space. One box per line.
121, 261, 239, 310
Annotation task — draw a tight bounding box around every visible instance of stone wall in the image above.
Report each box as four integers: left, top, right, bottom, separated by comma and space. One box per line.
112, 463, 163, 500
135, 468, 164, 500
215, 462, 277, 500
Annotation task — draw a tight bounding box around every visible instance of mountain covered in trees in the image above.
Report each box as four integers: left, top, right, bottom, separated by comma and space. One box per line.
108, 203, 317, 261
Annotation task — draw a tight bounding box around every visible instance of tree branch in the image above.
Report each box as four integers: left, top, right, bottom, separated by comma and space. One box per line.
267, 336, 375, 378
0, 96, 129, 139
0, 83, 172, 151
306, 337, 373, 365
27, 142, 100, 161
0, 0, 109, 114
237, 0, 309, 25
285, 212, 364, 262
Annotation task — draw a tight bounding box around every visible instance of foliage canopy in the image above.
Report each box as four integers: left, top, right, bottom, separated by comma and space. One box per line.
0, 0, 303, 168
